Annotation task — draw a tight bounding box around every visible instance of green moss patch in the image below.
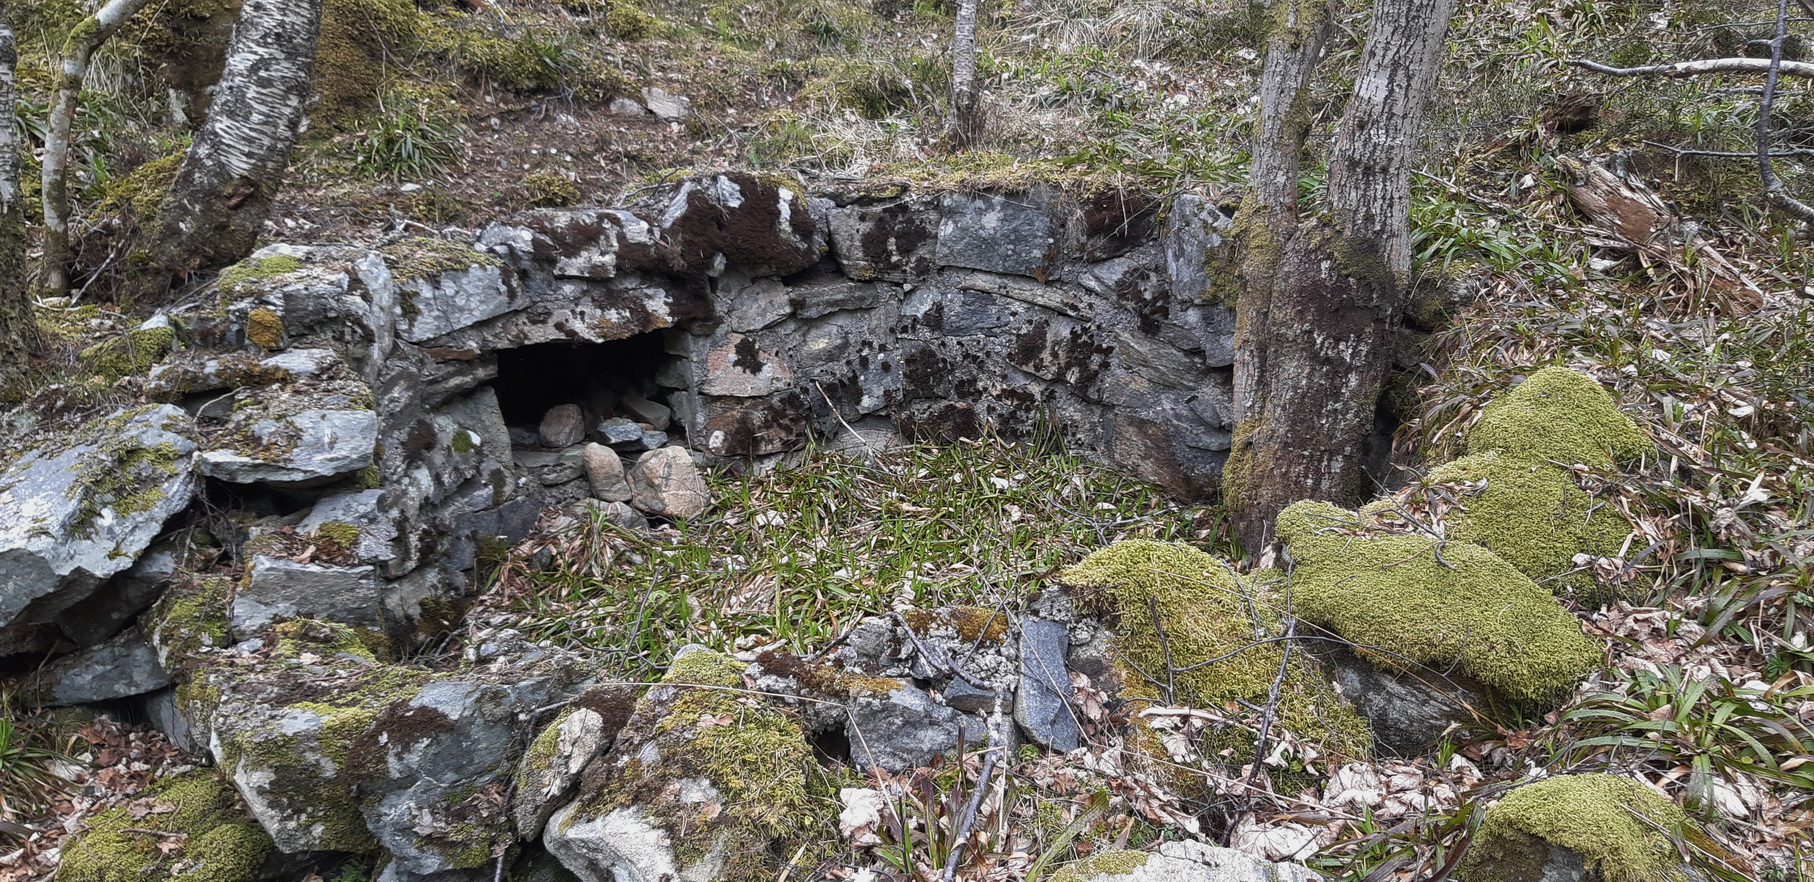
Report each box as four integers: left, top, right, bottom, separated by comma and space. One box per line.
1060, 540, 1372, 760
379, 236, 502, 281
1465, 367, 1649, 466
1278, 501, 1601, 705
58, 771, 274, 882
1457, 774, 1696, 882
219, 256, 307, 297
79, 327, 177, 382
1426, 452, 1633, 601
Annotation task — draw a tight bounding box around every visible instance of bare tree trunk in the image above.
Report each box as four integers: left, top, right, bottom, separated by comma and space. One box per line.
152, 0, 322, 280
39, 0, 152, 298
0, 10, 38, 375
946, 0, 981, 149
1226, 0, 1458, 553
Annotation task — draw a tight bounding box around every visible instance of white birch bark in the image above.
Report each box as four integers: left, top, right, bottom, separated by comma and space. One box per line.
947, 0, 981, 148
154, 0, 322, 276
39, 0, 154, 297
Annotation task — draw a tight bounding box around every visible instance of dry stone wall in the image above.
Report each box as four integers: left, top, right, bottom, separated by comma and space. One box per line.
1, 172, 1238, 679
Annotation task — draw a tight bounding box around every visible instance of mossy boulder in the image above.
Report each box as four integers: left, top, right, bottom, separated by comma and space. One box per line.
1464, 367, 1649, 466
1457, 774, 1706, 882
1419, 451, 1634, 602
1058, 540, 1372, 775
1400, 367, 1652, 600
545, 650, 828, 882
202, 621, 418, 854
1277, 501, 1600, 706
196, 377, 378, 489
59, 770, 274, 882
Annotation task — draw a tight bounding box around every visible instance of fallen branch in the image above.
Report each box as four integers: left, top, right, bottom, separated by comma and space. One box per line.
1567, 56, 1814, 80
1756, 0, 1814, 222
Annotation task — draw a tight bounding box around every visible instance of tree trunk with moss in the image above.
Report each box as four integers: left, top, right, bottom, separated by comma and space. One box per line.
0, 11, 37, 377
1225, 0, 1457, 552
38, 0, 154, 298
151, 0, 322, 281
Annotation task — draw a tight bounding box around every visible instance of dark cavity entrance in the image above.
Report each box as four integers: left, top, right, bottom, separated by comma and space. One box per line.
490, 335, 677, 443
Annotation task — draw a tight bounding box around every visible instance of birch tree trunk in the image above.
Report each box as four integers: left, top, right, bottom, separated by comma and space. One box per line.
39, 0, 153, 298
152, 0, 322, 279
0, 10, 38, 371
946, 0, 981, 149
1225, 0, 1458, 552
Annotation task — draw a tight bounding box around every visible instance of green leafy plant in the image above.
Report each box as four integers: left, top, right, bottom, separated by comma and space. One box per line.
353, 95, 465, 182
0, 692, 77, 827
1544, 665, 1814, 813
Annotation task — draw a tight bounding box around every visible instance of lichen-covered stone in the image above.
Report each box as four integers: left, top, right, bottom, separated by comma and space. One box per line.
1053, 840, 1323, 882
203, 621, 421, 854
545, 651, 825, 882
1456, 774, 1703, 882
1277, 501, 1600, 705
626, 447, 710, 519
22, 626, 170, 706
198, 379, 377, 488
231, 555, 382, 638
0, 405, 198, 654
58, 770, 274, 882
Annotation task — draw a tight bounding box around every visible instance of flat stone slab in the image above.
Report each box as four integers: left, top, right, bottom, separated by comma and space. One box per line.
232, 556, 382, 637
200, 407, 378, 488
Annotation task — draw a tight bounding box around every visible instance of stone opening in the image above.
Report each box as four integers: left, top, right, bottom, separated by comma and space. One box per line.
490, 335, 678, 449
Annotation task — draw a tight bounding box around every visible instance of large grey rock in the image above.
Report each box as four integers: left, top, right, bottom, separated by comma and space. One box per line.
359, 676, 585, 882
936, 192, 1059, 278
720, 274, 791, 332
231, 556, 382, 637
582, 443, 632, 501
200, 405, 378, 488
826, 198, 939, 281
626, 447, 710, 519
196, 621, 589, 863
24, 627, 170, 705
1015, 616, 1080, 752
0, 405, 198, 654
846, 684, 985, 772
394, 256, 513, 343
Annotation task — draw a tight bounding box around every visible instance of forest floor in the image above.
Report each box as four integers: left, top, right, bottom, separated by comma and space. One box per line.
2, 0, 1812, 879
